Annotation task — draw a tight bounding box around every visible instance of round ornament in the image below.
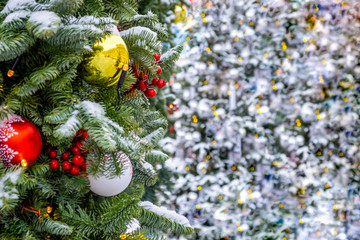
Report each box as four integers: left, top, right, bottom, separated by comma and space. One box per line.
82, 34, 129, 87
0, 115, 42, 167
87, 151, 133, 197
173, 5, 187, 23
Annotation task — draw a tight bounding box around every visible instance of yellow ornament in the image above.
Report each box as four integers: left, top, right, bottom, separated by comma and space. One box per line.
174, 5, 187, 23
82, 34, 129, 87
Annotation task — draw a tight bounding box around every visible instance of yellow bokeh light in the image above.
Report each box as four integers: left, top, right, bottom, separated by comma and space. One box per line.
21, 159, 28, 167
212, 140, 216, 144
235, 37, 239, 42
196, 204, 200, 209
238, 57, 242, 61
197, 186, 202, 190
290, 97, 294, 102
218, 196, 223, 200
279, 203, 283, 208
238, 20, 242, 24
186, 166, 190, 171
206, 47, 211, 52
203, 18, 207, 23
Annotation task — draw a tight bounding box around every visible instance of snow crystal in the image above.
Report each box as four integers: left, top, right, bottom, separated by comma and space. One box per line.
28, 11, 61, 33
56, 110, 80, 136
125, 218, 140, 234
138, 201, 192, 228
80, 101, 105, 119
1, 0, 35, 14
120, 26, 158, 39
3, 10, 30, 24
140, 160, 156, 176
0, 168, 22, 207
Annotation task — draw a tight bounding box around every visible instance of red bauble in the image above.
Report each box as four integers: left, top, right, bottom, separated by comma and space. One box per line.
156, 67, 162, 74
62, 161, 71, 171
62, 151, 69, 160
152, 78, 159, 86
156, 79, 166, 88
72, 155, 84, 166
70, 165, 81, 176
50, 159, 59, 170
48, 149, 57, 159
145, 88, 156, 98
0, 116, 42, 167
137, 80, 149, 91
71, 146, 81, 155
153, 54, 161, 61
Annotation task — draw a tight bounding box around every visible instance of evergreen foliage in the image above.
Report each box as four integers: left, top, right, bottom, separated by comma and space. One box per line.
0, 0, 192, 238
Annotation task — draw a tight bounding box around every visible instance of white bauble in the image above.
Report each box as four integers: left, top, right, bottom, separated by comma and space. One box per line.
88, 151, 133, 197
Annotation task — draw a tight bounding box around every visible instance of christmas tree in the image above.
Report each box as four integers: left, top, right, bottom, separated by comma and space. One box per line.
0, 0, 193, 239
162, 0, 360, 239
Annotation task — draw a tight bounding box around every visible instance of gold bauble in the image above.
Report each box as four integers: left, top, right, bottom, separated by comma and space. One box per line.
83, 34, 129, 87
173, 5, 187, 23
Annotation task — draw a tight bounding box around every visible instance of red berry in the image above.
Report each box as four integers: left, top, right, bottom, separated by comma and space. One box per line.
50, 159, 59, 170
145, 88, 156, 98
81, 161, 87, 171
70, 165, 81, 176
156, 79, 166, 88
152, 78, 159, 86
72, 155, 84, 166
82, 131, 89, 140
48, 150, 57, 159
62, 161, 71, 171
169, 126, 175, 133
75, 141, 83, 150
62, 151, 69, 160
153, 54, 161, 61
140, 72, 148, 80
71, 146, 81, 155
137, 80, 148, 91
156, 67, 162, 74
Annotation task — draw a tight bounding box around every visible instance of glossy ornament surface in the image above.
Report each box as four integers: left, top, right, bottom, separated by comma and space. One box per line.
88, 151, 133, 197
82, 34, 129, 87
0, 115, 42, 167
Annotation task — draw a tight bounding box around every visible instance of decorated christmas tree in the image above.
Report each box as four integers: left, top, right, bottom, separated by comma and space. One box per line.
162, 0, 360, 239
0, 0, 193, 239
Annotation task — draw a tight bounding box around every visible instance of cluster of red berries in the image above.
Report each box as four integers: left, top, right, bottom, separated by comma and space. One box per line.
167, 103, 179, 115
132, 54, 167, 98
48, 130, 89, 176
